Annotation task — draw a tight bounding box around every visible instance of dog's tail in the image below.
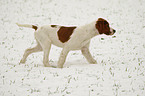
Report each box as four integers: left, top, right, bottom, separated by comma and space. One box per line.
16, 23, 38, 31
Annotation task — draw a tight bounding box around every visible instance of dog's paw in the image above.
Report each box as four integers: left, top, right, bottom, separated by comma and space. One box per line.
44, 64, 51, 67
16, 23, 21, 27
57, 65, 63, 68
90, 60, 97, 64
20, 59, 26, 64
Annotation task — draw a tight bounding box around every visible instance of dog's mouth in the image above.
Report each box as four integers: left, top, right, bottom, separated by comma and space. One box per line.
108, 28, 116, 35
111, 29, 116, 35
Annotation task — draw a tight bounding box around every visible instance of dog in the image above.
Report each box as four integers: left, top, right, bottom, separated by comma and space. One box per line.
16, 18, 116, 68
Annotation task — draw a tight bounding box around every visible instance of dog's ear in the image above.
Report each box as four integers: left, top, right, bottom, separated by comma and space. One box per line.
96, 18, 110, 35
98, 18, 104, 21
97, 18, 108, 25
104, 20, 109, 25
96, 19, 104, 34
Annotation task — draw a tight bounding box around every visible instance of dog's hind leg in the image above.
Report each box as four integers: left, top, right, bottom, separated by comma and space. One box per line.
20, 42, 42, 63
34, 32, 51, 67
42, 43, 51, 67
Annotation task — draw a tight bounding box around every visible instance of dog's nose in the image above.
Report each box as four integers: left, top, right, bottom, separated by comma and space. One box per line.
113, 29, 116, 33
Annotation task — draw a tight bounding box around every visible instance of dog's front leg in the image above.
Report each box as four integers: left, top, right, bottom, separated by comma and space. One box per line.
57, 48, 69, 68
81, 47, 97, 64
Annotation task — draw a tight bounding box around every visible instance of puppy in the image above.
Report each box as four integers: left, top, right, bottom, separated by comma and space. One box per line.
17, 18, 116, 68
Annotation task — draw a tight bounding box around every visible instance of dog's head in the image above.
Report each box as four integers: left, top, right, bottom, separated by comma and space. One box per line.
96, 18, 116, 35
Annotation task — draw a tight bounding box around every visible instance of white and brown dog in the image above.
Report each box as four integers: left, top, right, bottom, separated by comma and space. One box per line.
17, 18, 116, 68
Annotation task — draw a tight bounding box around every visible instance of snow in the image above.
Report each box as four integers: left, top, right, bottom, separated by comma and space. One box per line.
0, 0, 145, 96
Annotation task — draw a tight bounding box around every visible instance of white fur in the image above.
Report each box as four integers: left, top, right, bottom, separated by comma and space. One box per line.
17, 21, 114, 68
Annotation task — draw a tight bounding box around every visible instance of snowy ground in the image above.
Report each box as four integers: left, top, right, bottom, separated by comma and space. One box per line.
0, 0, 145, 96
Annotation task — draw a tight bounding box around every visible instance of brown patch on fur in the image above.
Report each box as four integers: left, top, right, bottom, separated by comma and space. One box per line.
32, 25, 38, 30
57, 26, 77, 43
96, 18, 111, 35
51, 25, 57, 28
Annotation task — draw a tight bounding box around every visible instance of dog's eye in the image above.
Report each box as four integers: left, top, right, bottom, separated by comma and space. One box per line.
107, 25, 109, 27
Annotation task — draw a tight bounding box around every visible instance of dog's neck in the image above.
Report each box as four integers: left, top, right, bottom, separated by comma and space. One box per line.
79, 21, 99, 39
